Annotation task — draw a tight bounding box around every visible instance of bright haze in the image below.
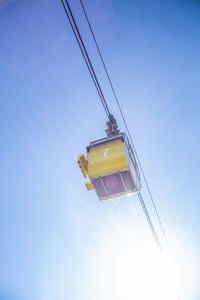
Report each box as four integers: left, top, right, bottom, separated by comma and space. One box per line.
0, 0, 200, 299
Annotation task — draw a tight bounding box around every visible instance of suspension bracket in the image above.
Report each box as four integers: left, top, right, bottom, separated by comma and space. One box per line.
105, 114, 120, 136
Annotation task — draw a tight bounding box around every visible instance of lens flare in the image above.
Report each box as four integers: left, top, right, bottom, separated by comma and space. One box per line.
84, 219, 198, 300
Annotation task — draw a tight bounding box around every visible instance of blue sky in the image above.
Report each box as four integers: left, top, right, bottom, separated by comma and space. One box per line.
1, 0, 200, 299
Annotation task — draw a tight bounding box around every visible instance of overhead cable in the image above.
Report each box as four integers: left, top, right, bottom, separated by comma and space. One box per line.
138, 192, 162, 251
80, 0, 168, 244
60, 0, 164, 252
60, 0, 110, 118
61, 2, 182, 297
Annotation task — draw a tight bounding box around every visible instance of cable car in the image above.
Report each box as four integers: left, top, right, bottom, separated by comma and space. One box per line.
78, 119, 141, 201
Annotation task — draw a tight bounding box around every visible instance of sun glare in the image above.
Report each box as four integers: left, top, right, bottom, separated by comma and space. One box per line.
103, 242, 178, 300
84, 220, 197, 300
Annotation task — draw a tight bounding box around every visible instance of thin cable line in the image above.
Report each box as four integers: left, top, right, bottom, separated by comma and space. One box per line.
61, 0, 163, 253
80, 0, 168, 243
60, 0, 109, 117
61, 3, 182, 298
138, 192, 162, 252
61, 0, 111, 117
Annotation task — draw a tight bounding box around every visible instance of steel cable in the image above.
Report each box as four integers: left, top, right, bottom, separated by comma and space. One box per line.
61, 0, 110, 117
80, 0, 168, 244
61, 2, 182, 297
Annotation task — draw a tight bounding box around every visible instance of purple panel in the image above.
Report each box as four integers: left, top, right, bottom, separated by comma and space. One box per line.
92, 178, 107, 198
121, 170, 135, 190
102, 173, 125, 195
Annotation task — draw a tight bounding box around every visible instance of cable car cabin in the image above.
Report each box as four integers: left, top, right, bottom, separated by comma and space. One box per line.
78, 133, 141, 201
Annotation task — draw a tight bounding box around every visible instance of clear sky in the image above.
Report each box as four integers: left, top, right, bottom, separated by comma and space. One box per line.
1, 0, 200, 299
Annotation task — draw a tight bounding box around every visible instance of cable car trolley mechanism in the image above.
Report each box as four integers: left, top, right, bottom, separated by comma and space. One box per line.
78, 115, 141, 201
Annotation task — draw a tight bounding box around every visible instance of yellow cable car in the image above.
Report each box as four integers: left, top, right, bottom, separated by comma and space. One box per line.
78, 132, 141, 201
